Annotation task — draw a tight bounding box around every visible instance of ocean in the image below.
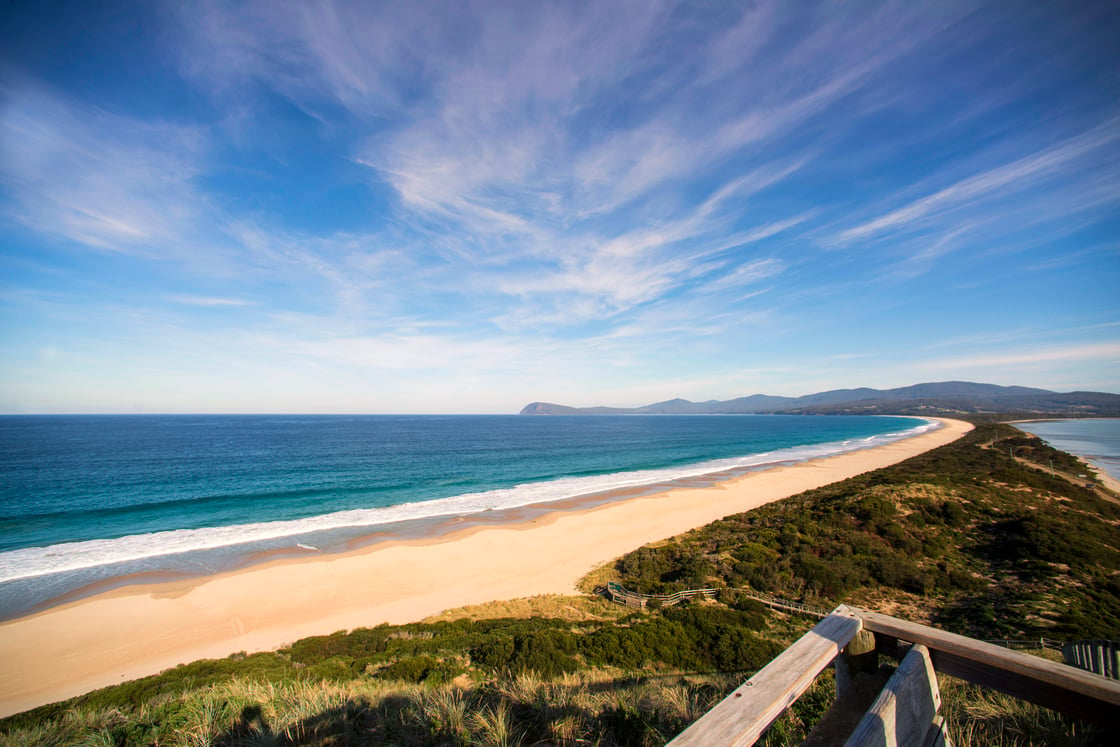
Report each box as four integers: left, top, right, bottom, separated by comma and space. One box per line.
1014, 418, 1120, 483
0, 414, 932, 619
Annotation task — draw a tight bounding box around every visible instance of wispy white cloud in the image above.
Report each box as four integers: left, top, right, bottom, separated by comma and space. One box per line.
922, 341, 1120, 371
167, 295, 253, 307
835, 119, 1120, 245
169, 0, 971, 312
703, 258, 786, 292
0, 81, 209, 256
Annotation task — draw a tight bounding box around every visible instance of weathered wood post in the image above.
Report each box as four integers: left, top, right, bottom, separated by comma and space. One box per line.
836, 628, 878, 697
844, 644, 947, 747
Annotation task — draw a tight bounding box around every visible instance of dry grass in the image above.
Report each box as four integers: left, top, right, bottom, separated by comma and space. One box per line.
939, 676, 1104, 746
423, 593, 626, 623
0, 671, 743, 747
578, 561, 624, 594
3, 637, 1105, 747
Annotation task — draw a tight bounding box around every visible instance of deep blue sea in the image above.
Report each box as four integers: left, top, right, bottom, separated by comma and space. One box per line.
1014, 419, 1120, 483
0, 414, 932, 618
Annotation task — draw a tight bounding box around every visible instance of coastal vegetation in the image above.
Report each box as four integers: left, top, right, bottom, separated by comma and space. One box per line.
2, 421, 1117, 745
604, 422, 1120, 642
1, 602, 793, 746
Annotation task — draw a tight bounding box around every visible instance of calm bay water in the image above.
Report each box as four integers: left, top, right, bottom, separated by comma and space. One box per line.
1015, 418, 1120, 483
0, 414, 931, 618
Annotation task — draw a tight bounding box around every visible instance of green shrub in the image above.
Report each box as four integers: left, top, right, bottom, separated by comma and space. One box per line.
378, 654, 460, 684
472, 630, 579, 677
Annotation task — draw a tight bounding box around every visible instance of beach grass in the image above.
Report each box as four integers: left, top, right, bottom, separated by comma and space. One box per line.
421, 593, 627, 624
0, 670, 748, 747
1, 599, 797, 744
4, 658, 1100, 746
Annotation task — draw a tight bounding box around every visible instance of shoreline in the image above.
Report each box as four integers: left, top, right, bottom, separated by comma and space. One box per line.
0, 417, 972, 718
0, 420, 934, 622
1010, 418, 1120, 493
0, 457, 821, 622
1088, 463, 1120, 495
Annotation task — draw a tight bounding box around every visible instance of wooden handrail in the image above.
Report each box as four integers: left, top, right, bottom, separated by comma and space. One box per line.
669, 607, 1120, 745
853, 607, 1120, 723
605, 583, 1120, 738
669, 606, 862, 746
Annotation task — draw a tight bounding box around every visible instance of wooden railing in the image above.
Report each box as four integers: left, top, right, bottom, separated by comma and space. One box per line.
669, 605, 1120, 746
604, 583, 829, 617
604, 581, 717, 608
739, 591, 830, 619
1063, 639, 1120, 680
985, 637, 1064, 651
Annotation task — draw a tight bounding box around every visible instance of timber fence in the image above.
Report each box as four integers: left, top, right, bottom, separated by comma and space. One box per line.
1063, 639, 1120, 680
983, 638, 1063, 651
603, 583, 831, 618
604, 581, 716, 608
737, 591, 830, 618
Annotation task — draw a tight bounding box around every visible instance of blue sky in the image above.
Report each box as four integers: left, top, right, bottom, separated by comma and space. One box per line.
1, 0, 1118, 413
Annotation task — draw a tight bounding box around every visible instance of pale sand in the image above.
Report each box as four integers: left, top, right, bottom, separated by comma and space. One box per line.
1088, 463, 1120, 495
0, 418, 972, 717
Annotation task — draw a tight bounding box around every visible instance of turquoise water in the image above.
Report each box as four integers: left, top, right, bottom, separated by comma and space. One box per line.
1015, 418, 1120, 483
0, 414, 931, 618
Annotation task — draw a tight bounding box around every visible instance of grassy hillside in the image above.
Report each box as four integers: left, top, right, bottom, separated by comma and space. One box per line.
605, 422, 1120, 642
0, 598, 799, 746
2, 421, 1117, 745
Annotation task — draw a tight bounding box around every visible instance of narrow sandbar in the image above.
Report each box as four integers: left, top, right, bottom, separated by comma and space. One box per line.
0, 418, 972, 717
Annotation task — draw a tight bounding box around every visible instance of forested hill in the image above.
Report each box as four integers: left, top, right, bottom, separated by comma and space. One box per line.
521, 381, 1120, 417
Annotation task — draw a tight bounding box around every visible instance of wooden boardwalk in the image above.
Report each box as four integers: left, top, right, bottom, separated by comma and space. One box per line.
738, 591, 830, 619
604, 581, 716, 608
603, 583, 829, 617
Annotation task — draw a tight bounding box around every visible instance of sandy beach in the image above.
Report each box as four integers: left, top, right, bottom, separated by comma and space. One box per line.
0, 417, 972, 717
1087, 463, 1120, 495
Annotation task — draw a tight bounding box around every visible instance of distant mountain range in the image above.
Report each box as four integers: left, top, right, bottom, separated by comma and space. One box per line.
520, 381, 1120, 417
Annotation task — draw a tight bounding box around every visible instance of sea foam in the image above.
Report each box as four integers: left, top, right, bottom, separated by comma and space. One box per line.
0, 419, 936, 586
